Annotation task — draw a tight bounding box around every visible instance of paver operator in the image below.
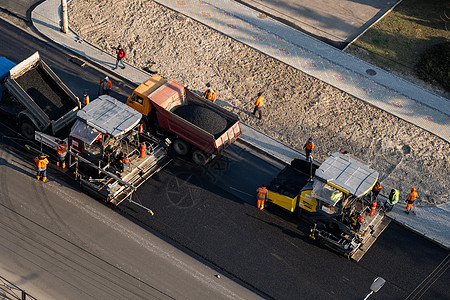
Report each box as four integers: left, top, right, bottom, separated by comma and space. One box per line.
256, 184, 268, 210
34, 153, 49, 182
406, 187, 418, 215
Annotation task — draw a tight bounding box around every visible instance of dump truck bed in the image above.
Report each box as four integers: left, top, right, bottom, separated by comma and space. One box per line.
15, 66, 75, 120
149, 80, 241, 154
5, 52, 80, 135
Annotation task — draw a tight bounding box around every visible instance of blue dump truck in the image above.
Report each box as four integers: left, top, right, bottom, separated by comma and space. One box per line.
0, 52, 81, 139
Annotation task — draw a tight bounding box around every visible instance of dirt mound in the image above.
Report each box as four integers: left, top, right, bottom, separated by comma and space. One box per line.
173, 105, 227, 137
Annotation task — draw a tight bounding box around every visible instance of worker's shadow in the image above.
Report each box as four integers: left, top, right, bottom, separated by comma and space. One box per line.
245, 211, 308, 241
0, 156, 34, 178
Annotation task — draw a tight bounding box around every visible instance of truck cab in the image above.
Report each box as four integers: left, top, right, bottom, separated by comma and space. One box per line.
126, 75, 241, 165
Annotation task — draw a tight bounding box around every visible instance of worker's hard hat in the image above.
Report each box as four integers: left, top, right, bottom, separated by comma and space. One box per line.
411, 187, 416, 191
105, 76, 109, 80
39, 152, 46, 158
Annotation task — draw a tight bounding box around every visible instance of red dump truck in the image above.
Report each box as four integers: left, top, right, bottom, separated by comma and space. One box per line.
126, 75, 242, 164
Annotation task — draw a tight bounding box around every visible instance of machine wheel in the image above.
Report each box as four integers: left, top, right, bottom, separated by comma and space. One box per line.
192, 150, 209, 165
173, 139, 190, 156
20, 121, 36, 140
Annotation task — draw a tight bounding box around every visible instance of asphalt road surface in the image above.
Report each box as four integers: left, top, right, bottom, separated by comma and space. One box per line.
0, 16, 449, 300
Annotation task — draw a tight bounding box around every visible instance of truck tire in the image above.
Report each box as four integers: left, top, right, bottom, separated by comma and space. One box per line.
192, 150, 209, 165
20, 121, 36, 140
173, 139, 190, 156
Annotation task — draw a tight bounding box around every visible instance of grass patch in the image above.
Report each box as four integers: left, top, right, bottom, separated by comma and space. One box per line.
349, 0, 449, 89
417, 42, 450, 90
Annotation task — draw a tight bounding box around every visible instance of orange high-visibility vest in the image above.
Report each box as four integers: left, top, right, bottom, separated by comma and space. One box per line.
83, 94, 90, 105
102, 79, 112, 90
204, 89, 216, 101
256, 186, 268, 201
305, 140, 314, 150
373, 184, 383, 192
34, 156, 49, 171
57, 143, 67, 155
408, 191, 418, 202
255, 96, 264, 107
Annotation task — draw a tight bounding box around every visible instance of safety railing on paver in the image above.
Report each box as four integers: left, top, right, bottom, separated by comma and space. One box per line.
0, 275, 37, 300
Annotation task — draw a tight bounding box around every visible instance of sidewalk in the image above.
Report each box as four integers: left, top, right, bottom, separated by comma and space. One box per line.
31, 0, 449, 251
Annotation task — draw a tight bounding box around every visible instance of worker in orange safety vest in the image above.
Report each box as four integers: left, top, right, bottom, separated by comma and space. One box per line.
100, 76, 112, 95
83, 91, 90, 106
303, 137, 314, 161
56, 140, 67, 168
122, 154, 130, 172
252, 92, 264, 120
34, 153, 49, 182
204, 85, 217, 103
372, 181, 383, 201
256, 184, 268, 210
406, 187, 418, 215
204, 88, 216, 102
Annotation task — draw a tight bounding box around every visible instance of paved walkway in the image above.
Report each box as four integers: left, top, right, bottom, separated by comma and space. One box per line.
30, 0, 449, 250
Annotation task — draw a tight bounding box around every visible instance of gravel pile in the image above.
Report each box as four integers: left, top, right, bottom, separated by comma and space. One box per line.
173, 105, 229, 137
15, 66, 74, 120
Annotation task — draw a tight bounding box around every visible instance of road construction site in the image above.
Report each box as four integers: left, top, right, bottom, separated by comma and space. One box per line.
0, 0, 448, 299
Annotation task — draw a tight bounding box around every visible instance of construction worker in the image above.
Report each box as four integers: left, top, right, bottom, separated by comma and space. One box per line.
303, 137, 314, 161
82, 91, 90, 106
356, 216, 365, 231
34, 153, 49, 182
204, 87, 217, 103
384, 188, 399, 212
100, 76, 112, 95
372, 181, 383, 201
113, 44, 126, 70
256, 184, 268, 210
122, 154, 130, 172
56, 140, 67, 168
252, 92, 264, 120
406, 187, 418, 215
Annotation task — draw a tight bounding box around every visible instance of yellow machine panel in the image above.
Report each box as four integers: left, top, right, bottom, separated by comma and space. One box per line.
268, 191, 297, 212
298, 189, 317, 212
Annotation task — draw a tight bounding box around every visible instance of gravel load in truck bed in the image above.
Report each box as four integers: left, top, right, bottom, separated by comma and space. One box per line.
173, 104, 231, 137
15, 66, 75, 120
